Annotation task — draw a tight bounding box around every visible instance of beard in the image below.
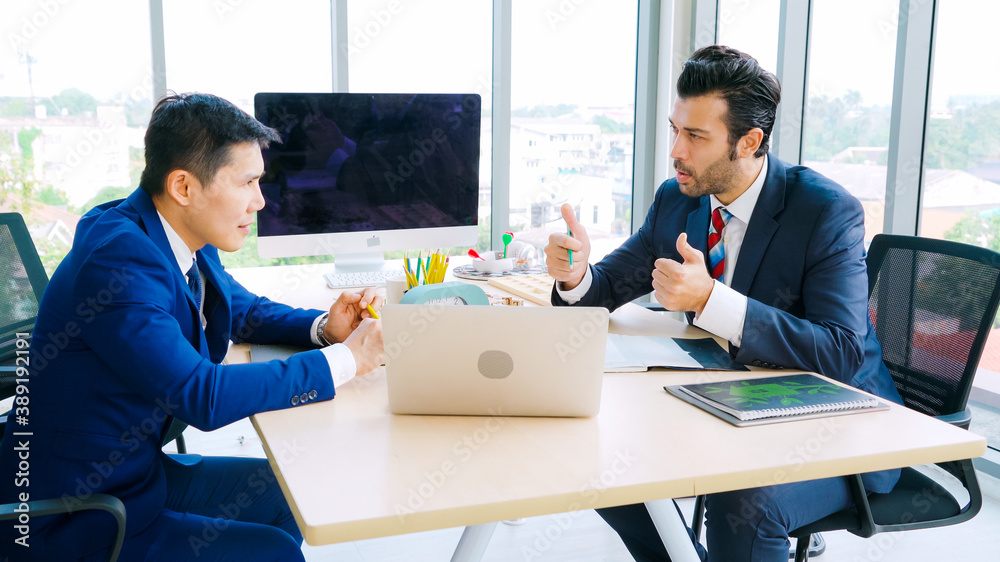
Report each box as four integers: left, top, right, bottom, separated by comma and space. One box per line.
674, 151, 742, 199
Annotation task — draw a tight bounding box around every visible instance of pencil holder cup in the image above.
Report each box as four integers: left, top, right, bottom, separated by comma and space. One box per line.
385, 275, 408, 305
472, 251, 515, 273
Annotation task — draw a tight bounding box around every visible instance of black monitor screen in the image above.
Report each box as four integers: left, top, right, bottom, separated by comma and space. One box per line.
253, 93, 481, 238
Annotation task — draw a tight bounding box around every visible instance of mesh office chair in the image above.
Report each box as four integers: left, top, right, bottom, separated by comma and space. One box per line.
1, 212, 48, 433
1, 213, 128, 561
787, 234, 998, 560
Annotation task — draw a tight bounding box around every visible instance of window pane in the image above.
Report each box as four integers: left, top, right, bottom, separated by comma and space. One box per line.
161, 1, 334, 268
347, 0, 492, 253
802, 0, 898, 244
717, 0, 780, 74
347, 0, 492, 100
510, 0, 637, 260
919, 0, 1000, 450
0, 1, 152, 274
162, 0, 332, 114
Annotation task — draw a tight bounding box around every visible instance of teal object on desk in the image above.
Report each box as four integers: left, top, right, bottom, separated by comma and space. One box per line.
398, 281, 490, 306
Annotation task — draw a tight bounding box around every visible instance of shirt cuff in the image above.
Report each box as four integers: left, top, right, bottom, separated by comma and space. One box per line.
555, 266, 594, 304
692, 280, 747, 347
320, 343, 357, 388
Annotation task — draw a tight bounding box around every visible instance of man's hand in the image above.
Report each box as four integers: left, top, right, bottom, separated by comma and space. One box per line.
544, 203, 591, 290
342, 318, 384, 377
325, 287, 382, 344
652, 233, 715, 315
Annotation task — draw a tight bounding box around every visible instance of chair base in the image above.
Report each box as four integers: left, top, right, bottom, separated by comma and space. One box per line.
791, 533, 825, 560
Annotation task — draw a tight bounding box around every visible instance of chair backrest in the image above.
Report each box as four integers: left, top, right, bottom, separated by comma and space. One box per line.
0, 212, 49, 392
866, 234, 1000, 418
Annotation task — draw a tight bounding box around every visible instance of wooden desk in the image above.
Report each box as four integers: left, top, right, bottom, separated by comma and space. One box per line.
229, 265, 987, 560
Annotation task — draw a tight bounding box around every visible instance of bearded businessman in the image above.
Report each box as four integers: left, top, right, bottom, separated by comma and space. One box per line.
0, 93, 385, 561
546, 46, 903, 561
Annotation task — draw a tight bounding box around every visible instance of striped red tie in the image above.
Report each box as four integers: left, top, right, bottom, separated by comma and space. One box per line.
708, 207, 732, 282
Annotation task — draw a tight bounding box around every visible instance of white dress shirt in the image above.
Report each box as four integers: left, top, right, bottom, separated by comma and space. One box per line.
156, 211, 356, 387
558, 156, 769, 348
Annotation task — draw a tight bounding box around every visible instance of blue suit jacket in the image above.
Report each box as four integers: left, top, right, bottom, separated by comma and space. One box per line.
0, 188, 335, 558
555, 156, 903, 492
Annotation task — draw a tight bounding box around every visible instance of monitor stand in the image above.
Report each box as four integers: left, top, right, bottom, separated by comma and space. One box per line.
332, 250, 388, 273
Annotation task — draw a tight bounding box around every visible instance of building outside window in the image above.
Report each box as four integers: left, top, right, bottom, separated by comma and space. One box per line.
0, 0, 153, 274
918, 0, 1000, 449
509, 0, 638, 259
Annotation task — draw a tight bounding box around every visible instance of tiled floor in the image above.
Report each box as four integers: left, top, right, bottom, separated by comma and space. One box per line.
171, 418, 1000, 561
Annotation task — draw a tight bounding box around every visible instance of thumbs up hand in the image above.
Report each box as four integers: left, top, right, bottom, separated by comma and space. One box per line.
545, 203, 591, 290
652, 233, 715, 315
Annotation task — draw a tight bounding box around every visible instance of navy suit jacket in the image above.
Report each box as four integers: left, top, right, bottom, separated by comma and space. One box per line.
0, 188, 335, 558
554, 156, 903, 492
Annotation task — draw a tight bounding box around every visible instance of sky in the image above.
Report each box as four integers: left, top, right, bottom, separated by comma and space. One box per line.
2, 0, 153, 102
1, 0, 998, 112
719, 0, 1000, 108
0, 0, 636, 112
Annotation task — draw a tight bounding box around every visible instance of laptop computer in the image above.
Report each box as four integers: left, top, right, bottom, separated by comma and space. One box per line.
381, 304, 609, 417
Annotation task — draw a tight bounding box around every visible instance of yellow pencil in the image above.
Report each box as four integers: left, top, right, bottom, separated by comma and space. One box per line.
431, 252, 443, 283
428, 252, 438, 284
436, 253, 447, 283
366, 304, 380, 319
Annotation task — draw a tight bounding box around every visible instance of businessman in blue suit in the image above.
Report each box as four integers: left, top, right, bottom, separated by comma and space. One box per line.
0, 93, 384, 561
546, 46, 903, 561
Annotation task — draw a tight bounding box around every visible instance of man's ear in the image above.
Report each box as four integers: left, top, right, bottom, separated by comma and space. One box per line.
738, 128, 765, 158
164, 169, 197, 207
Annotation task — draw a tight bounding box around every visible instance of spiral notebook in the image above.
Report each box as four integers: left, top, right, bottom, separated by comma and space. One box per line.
665, 373, 889, 427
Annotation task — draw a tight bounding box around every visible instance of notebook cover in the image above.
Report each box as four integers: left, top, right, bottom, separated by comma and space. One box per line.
664, 373, 888, 426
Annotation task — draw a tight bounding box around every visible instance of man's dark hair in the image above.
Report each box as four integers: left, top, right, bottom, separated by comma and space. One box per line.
676, 45, 781, 159
139, 92, 281, 196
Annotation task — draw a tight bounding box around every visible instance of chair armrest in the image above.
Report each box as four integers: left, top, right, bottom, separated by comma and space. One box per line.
1, 364, 20, 391
0, 493, 126, 562
935, 457, 983, 515
843, 473, 878, 538
0, 364, 18, 381
935, 408, 972, 429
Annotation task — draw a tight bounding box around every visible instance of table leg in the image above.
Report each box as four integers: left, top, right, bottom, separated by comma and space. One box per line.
645, 499, 702, 562
449, 522, 499, 562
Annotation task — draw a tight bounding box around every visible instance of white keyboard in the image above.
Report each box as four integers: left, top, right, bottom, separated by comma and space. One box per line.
323, 269, 405, 289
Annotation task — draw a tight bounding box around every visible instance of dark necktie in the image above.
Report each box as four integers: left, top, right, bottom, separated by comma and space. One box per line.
187, 259, 203, 313
708, 207, 732, 283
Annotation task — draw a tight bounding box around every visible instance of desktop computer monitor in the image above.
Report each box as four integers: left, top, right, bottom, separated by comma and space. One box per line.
253, 92, 481, 271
